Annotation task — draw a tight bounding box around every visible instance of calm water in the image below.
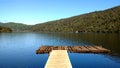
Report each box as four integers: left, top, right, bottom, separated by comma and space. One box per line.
0, 32, 120, 68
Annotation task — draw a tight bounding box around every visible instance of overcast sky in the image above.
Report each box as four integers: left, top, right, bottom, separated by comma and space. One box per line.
0, 0, 120, 25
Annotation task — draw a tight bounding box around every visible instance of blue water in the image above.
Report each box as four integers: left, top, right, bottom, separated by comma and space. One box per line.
0, 32, 120, 68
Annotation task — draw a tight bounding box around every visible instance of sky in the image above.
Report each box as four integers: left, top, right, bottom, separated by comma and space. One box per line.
0, 0, 120, 25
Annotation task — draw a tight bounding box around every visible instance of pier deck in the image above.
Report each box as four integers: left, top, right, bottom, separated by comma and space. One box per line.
45, 50, 72, 68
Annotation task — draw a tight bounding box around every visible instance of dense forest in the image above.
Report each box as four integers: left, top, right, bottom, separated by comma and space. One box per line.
0, 22, 31, 32
0, 6, 120, 33
31, 6, 120, 33
0, 26, 12, 32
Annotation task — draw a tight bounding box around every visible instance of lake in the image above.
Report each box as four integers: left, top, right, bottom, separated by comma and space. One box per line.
0, 32, 120, 68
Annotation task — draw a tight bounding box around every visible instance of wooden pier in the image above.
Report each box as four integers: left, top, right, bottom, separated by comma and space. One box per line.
45, 50, 72, 68
36, 45, 110, 68
36, 46, 110, 54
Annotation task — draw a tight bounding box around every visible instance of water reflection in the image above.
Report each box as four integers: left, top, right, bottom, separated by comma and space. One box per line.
43, 33, 120, 55
40, 33, 120, 64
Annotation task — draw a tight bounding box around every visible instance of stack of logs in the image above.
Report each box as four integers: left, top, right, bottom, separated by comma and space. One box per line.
36, 46, 111, 54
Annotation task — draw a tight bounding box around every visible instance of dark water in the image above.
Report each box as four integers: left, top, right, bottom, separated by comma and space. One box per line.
0, 33, 120, 68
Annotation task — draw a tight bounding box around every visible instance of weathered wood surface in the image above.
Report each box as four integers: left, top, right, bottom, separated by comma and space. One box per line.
45, 50, 72, 68
36, 46, 110, 54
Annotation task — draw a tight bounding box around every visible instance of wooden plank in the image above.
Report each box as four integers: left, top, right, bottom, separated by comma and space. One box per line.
79, 46, 89, 53
93, 46, 111, 53
73, 46, 80, 52
85, 46, 99, 53
45, 50, 72, 68
68, 46, 72, 52
69, 46, 75, 53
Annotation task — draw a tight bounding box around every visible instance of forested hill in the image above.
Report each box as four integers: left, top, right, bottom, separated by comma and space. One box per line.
0, 26, 12, 32
0, 22, 31, 32
0, 6, 120, 33
31, 6, 120, 33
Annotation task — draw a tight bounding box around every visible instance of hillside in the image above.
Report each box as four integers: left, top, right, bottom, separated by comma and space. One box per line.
0, 6, 120, 33
0, 26, 12, 32
31, 6, 120, 33
0, 22, 32, 32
